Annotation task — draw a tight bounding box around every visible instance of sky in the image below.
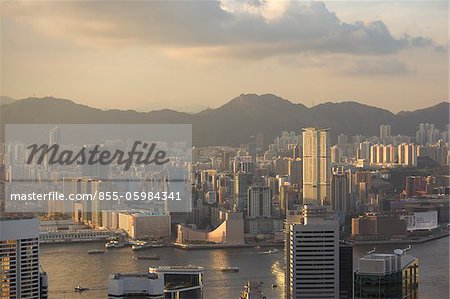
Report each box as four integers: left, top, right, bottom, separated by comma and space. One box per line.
0, 0, 448, 113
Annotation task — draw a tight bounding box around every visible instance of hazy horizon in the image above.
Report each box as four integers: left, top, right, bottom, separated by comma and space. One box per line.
1, 1, 448, 113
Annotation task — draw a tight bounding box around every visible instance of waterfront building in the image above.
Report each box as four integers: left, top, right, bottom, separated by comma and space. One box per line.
354, 249, 419, 298
108, 273, 164, 298
0, 215, 47, 298
149, 266, 203, 299
176, 212, 244, 245
351, 214, 407, 241
302, 128, 330, 206
286, 205, 340, 299
117, 210, 171, 240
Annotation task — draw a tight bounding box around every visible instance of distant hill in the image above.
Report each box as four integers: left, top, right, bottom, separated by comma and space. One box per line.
0, 96, 16, 105
0, 94, 448, 146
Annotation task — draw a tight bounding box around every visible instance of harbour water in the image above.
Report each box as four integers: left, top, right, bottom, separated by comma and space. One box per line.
41, 236, 449, 299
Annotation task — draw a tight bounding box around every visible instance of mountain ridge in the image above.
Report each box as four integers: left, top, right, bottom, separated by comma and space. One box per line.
1, 94, 448, 146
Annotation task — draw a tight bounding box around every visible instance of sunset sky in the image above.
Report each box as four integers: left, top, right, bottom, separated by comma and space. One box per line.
1, 1, 448, 112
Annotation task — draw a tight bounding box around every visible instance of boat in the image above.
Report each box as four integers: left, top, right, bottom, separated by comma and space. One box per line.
134, 255, 160, 260
132, 242, 163, 250
87, 249, 105, 254
106, 241, 124, 249
74, 286, 89, 292
221, 266, 239, 273
272, 284, 278, 288
268, 249, 279, 254
254, 246, 261, 249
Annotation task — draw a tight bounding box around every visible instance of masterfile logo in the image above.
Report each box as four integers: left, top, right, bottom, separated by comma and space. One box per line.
26, 141, 170, 171
4, 124, 192, 213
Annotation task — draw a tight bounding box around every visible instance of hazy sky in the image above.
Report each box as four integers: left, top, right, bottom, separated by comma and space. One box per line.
1, 1, 448, 112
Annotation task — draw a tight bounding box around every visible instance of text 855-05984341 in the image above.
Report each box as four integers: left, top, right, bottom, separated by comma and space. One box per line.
97, 191, 182, 201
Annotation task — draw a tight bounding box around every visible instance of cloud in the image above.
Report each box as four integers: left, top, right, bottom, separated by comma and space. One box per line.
2, 0, 442, 59
344, 59, 413, 76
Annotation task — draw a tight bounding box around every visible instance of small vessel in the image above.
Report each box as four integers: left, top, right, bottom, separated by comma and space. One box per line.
131, 242, 163, 250
74, 286, 89, 292
106, 241, 124, 249
131, 244, 145, 251
255, 246, 261, 249
272, 284, 278, 288
134, 255, 160, 260
221, 266, 239, 273
268, 249, 279, 254
87, 249, 105, 254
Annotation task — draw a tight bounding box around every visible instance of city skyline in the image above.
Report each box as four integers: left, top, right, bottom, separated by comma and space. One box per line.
1, 1, 448, 112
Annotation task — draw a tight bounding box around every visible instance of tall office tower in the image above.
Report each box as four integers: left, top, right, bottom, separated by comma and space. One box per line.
339, 243, 353, 299
302, 128, 330, 206
255, 133, 264, 153
337, 134, 348, 146
279, 184, 300, 217
286, 205, 339, 299
331, 166, 350, 214
0, 216, 48, 299
397, 143, 417, 166
233, 156, 254, 173
357, 141, 370, 161
234, 172, 253, 212
288, 158, 302, 188
379, 124, 391, 140
248, 135, 257, 162
292, 144, 302, 159
354, 249, 419, 298
274, 157, 290, 176
330, 145, 341, 164
48, 126, 60, 145
247, 186, 272, 218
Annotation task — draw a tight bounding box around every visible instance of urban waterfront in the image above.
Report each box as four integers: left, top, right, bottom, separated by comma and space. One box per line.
41, 236, 449, 299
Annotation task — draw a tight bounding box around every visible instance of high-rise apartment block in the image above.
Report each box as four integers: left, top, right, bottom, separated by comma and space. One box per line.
302, 128, 330, 206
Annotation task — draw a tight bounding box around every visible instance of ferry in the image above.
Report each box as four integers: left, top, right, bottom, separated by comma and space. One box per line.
132, 242, 163, 250
87, 249, 105, 254
105, 241, 124, 249
221, 266, 239, 273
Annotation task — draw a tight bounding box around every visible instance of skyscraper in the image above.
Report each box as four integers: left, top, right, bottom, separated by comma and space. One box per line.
247, 186, 272, 218
286, 205, 339, 299
331, 166, 350, 214
379, 124, 391, 140
234, 172, 253, 212
302, 128, 330, 206
0, 215, 47, 299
